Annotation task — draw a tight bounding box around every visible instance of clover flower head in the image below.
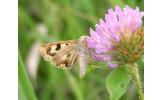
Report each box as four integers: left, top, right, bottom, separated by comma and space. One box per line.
87, 5, 144, 67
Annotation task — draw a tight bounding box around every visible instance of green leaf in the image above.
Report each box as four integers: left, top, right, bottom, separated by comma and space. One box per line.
106, 67, 130, 100
18, 51, 37, 100
18, 80, 28, 100
65, 71, 84, 100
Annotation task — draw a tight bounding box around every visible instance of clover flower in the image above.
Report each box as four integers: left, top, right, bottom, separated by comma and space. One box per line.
87, 5, 144, 67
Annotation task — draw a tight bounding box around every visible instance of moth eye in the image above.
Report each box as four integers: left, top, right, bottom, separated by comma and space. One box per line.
66, 44, 68, 45
55, 44, 61, 51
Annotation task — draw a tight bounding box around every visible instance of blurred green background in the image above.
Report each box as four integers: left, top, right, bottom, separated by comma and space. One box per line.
18, 0, 144, 100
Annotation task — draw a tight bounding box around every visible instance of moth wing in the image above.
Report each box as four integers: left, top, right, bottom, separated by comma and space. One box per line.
39, 40, 79, 69
52, 44, 79, 69
39, 40, 76, 61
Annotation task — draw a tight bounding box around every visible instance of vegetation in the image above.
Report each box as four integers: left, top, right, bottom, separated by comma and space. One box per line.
18, 0, 144, 100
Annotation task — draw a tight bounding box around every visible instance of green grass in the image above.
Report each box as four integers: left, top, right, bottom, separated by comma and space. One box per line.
18, 0, 144, 100
18, 51, 37, 100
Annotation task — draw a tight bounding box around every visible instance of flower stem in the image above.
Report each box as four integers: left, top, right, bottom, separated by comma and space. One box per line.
125, 63, 144, 100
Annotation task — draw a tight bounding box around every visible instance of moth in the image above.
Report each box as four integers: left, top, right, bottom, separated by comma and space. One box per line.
39, 36, 89, 78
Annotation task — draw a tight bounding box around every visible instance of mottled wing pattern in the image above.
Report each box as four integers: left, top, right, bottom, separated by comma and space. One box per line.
39, 40, 79, 69
52, 44, 79, 69
39, 36, 90, 78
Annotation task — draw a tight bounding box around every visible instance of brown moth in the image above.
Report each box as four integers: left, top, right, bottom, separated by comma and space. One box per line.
39, 36, 89, 78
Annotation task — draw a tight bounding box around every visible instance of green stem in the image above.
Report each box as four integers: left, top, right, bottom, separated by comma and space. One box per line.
125, 63, 144, 100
